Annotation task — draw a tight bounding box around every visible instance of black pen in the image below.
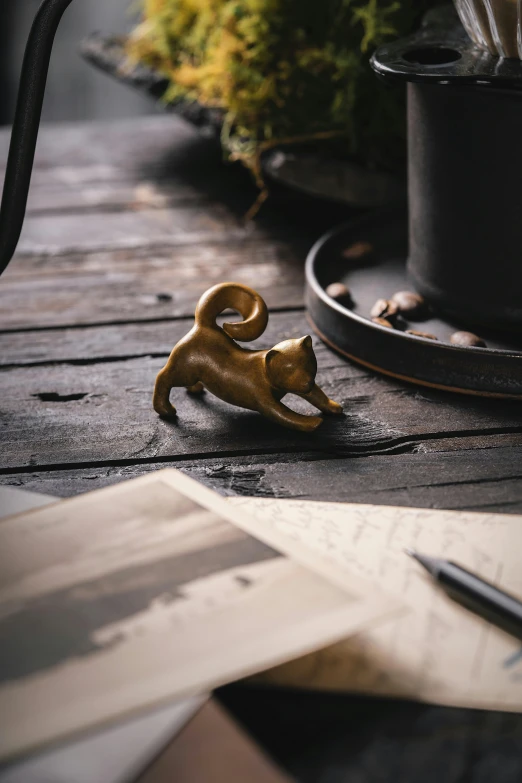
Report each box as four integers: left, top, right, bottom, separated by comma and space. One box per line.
406, 549, 522, 642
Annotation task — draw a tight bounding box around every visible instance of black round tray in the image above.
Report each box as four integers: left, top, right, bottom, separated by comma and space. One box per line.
305, 210, 522, 398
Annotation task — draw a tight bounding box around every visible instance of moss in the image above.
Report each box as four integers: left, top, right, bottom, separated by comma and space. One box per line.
127, 0, 437, 181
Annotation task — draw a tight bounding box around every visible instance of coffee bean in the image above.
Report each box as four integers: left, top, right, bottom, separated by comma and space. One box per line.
406, 329, 438, 340
325, 282, 352, 303
372, 317, 394, 329
450, 331, 486, 348
342, 241, 373, 260
391, 290, 425, 318
371, 298, 399, 319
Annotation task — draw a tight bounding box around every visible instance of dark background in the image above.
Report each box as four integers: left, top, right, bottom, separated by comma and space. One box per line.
0, 0, 153, 126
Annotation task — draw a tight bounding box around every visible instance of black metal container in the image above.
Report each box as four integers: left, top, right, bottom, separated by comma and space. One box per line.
408, 81, 522, 331
372, 9, 522, 332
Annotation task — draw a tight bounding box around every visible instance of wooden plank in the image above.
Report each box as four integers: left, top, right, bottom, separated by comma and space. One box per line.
23, 178, 205, 215
418, 432, 522, 451
0, 114, 282, 258
3, 114, 344, 260
0, 355, 398, 471
12, 162, 332, 258
0, 117, 244, 215
2, 114, 332, 256
11, 136, 278, 258
0, 310, 307, 366
14, 203, 251, 257
3, 308, 522, 464
2, 447, 521, 513
0, 241, 306, 329
15, 130, 250, 217
0, 116, 202, 173
2, 313, 522, 470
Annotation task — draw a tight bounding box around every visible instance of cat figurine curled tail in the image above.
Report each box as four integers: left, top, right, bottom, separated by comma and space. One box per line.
153, 283, 343, 432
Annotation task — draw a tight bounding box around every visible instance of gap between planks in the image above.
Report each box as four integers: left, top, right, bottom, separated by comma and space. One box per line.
2, 430, 522, 476
0, 307, 305, 341
2, 447, 522, 514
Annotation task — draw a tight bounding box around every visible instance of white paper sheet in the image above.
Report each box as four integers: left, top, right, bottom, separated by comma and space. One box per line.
228, 497, 522, 712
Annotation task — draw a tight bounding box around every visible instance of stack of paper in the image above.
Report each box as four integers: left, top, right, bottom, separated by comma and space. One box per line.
2, 469, 520, 767
0, 471, 397, 763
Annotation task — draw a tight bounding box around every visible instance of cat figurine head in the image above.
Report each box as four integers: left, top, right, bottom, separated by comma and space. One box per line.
265, 335, 317, 394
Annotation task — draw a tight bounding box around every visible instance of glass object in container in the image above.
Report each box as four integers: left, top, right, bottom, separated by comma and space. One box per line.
453, 0, 521, 57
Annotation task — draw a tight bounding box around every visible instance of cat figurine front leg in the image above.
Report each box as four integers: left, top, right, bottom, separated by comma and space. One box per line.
298, 383, 343, 416
153, 283, 343, 432
257, 395, 324, 433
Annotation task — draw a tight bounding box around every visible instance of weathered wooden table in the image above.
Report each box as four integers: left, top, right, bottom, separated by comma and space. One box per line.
1, 115, 522, 782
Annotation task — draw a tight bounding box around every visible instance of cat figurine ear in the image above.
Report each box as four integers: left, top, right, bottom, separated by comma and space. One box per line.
265, 348, 279, 364
300, 336, 313, 349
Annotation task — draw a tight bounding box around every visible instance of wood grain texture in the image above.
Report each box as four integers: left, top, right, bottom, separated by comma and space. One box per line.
0, 242, 305, 330
2, 446, 522, 512
1, 312, 522, 470
0, 311, 319, 365
21, 171, 205, 215
5, 115, 330, 258
0, 116, 205, 173
16, 204, 252, 257
2, 113, 522, 782
1, 116, 521, 481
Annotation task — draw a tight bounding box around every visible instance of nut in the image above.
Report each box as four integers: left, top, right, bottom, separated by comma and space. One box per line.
342, 241, 373, 260
406, 329, 438, 340
325, 282, 352, 303
450, 331, 486, 348
391, 290, 426, 318
372, 317, 394, 329
371, 298, 399, 319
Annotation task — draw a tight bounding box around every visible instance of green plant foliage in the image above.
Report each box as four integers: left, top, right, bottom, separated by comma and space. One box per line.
128, 0, 438, 179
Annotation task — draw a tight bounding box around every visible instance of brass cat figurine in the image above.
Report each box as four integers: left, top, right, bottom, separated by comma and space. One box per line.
153, 283, 343, 432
